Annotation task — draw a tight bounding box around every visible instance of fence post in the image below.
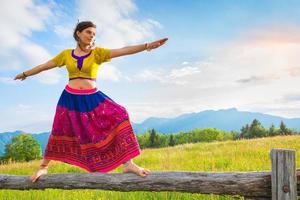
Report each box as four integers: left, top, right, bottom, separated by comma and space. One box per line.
270, 148, 297, 200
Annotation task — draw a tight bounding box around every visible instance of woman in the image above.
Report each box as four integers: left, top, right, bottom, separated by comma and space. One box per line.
14, 21, 168, 183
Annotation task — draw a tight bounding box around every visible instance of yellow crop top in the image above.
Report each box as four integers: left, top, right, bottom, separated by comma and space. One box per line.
51, 47, 111, 81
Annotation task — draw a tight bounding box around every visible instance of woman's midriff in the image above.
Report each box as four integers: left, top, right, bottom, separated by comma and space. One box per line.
68, 79, 96, 89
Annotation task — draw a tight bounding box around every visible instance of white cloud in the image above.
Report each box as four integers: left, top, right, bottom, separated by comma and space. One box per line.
288, 66, 300, 77
0, 77, 19, 85
133, 63, 203, 86
169, 66, 201, 78
0, 58, 23, 71
98, 63, 129, 82
54, 24, 73, 38
33, 68, 63, 85
125, 25, 300, 121
0, 0, 51, 49
135, 69, 165, 82
77, 0, 162, 47
125, 101, 197, 124
19, 41, 51, 65
0, 104, 55, 133
0, 1, 62, 85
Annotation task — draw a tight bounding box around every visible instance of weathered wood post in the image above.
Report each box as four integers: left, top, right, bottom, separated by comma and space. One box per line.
270, 148, 297, 200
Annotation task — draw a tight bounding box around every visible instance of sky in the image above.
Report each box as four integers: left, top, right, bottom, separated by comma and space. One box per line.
1, 0, 300, 133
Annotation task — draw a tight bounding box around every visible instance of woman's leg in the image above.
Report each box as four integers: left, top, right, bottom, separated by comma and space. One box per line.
30, 158, 51, 182
40, 158, 51, 167
122, 159, 150, 177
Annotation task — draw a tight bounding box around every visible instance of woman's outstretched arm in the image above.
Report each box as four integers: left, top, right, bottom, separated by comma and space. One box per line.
14, 60, 57, 81
109, 37, 168, 59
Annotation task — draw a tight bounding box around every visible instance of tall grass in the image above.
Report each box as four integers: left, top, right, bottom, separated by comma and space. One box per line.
1, 135, 299, 200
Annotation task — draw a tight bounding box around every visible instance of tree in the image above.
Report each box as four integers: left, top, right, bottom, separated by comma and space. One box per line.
248, 119, 267, 138
268, 124, 278, 136
279, 121, 292, 135
240, 124, 249, 138
149, 128, 159, 148
168, 134, 175, 146
240, 119, 267, 139
3, 133, 42, 162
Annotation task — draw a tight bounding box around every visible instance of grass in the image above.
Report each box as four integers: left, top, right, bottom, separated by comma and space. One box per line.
0, 135, 299, 199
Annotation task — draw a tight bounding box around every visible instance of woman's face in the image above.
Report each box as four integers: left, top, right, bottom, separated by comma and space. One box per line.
76, 27, 96, 46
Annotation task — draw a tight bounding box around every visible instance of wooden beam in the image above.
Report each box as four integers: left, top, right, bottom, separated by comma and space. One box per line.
0, 148, 299, 199
1, 171, 272, 197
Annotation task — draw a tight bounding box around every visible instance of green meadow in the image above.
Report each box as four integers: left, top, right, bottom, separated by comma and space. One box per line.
1, 135, 299, 200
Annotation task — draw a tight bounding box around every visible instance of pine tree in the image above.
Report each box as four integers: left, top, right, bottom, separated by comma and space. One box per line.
279, 121, 293, 135
248, 119, 267, 138
169, 134, 175, 146
279, 121, 288, 135
149, 128, 157, 147
240, 124, 249, 138
268, 124, 277, 136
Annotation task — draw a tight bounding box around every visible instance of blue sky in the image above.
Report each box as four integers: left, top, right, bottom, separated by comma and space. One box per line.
1, 0, 300, 133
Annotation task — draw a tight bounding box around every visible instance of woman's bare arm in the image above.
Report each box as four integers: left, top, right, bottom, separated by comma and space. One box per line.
14, 60, 57, 81
110, 38, 168, 59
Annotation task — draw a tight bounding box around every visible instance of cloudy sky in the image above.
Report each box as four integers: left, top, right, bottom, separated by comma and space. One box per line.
1, 0, 300, 133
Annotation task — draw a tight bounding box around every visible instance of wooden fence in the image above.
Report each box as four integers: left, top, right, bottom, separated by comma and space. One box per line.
0, 148, 299, 200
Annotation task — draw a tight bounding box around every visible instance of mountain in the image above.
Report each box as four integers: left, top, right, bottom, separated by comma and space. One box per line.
132, 108, 300, 134
1, 108, 299, 156
31, 132, 51, 155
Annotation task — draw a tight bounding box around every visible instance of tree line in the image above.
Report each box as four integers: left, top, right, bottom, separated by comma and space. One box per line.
238, 119, 297, 139
137, 128, 236, 149
0, 119, 298, 163
136, 119, 298, 149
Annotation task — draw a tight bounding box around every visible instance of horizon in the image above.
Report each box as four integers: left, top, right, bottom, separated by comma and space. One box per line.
1, 107, 300, 135
1, 0, 300, 132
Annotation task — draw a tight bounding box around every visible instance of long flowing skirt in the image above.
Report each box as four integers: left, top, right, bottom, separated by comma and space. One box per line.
44, 85, 141, 172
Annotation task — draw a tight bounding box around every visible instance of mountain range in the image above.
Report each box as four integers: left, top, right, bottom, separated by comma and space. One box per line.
133, 108, 300, 133
0, 108, 299, 157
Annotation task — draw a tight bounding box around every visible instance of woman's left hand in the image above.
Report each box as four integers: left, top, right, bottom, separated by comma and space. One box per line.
146, 38, 168, 51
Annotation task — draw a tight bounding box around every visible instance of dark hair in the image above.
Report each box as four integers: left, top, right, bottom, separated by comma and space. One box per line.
73, 21, 97, 42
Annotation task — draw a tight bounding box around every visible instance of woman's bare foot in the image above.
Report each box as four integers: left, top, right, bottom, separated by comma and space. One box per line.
30, 167, 48, 183
122, 161, 150, 177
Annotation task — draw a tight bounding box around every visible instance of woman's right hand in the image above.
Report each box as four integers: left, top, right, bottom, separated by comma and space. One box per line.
14, 73, 26, 81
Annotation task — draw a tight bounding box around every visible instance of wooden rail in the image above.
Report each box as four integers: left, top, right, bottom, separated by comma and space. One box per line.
0, 148, 299, 200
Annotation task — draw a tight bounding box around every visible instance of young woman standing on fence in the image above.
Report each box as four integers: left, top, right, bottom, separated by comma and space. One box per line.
14, 21, 168, 183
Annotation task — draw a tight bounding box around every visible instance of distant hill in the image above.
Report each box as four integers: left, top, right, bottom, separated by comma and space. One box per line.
132, 108, 300, 134
1, 108, 299, 156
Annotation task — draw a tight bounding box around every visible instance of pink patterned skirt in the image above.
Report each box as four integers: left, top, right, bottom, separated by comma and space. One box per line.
44, 85, 141, 172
